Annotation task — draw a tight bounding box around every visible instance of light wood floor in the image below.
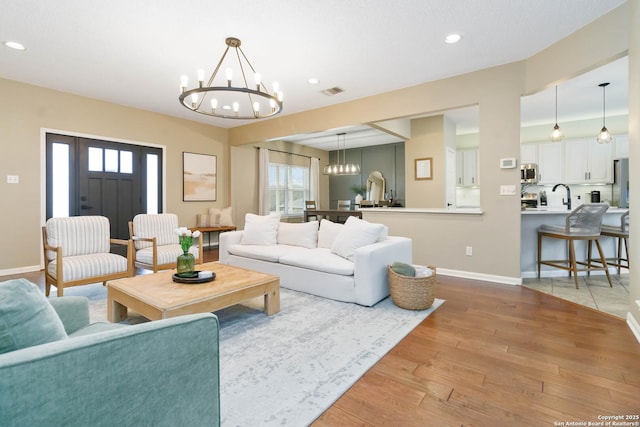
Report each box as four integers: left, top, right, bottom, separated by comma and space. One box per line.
6, 250, 640, 426
314, 276, 640, 426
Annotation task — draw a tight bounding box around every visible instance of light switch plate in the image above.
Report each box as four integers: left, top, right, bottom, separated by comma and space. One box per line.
6, 175, 19, 184
500, 185, 516, 195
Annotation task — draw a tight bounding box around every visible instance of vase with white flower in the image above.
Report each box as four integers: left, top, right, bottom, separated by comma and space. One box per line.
175, 227, 201, 276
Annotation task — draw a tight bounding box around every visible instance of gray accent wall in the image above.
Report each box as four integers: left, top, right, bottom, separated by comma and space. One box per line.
327, 142, 405, 208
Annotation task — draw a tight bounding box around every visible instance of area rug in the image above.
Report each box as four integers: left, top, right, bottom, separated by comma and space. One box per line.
74, 284, 443, 426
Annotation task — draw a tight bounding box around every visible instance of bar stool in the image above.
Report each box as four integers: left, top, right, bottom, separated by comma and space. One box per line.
537, 203, 612, 289
589, 210, 629, 274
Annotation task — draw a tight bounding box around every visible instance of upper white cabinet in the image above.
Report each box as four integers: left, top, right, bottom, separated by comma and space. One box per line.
537, 141, 564, 184
520, 144, 537, 165
456, 149, 479, 187
564, 138, 613, 184
613, 134, 629, 159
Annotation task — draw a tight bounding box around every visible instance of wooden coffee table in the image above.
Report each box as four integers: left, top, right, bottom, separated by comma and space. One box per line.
107, 262, 280, 322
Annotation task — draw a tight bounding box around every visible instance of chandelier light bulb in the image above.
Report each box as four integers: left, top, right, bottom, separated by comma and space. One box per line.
211, 98, 217, 112
190, 93, 198, 108
226, 68, 233, 85
180, 75, 188, 92
253, 101, 260, 115
233, 102, 239, 113
197, 69, 205, 86
254, 73, 261, 90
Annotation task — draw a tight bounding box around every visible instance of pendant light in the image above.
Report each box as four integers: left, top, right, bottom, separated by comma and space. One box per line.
596, 82, 613, 144
549, 85, 564, 142
323, 133, 360, 175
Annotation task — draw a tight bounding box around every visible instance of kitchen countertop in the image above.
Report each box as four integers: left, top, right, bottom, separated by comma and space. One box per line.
360, 207, 483, 215
521, 206, 628, 214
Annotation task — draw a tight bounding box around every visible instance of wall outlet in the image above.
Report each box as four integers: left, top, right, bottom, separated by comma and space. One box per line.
466, 246, 473, 256
6, 175, 19, 184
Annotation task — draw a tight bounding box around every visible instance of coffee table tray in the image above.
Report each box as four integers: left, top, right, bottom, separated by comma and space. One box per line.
172, 271, 216, 284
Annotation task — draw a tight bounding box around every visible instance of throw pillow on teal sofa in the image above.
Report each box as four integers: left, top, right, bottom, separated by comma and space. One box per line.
0, 278, 68, 354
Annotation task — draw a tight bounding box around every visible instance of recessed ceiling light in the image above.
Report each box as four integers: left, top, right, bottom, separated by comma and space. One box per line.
444, 34, 463, 44
307, 78, 320, 85
4, 41, 26, 50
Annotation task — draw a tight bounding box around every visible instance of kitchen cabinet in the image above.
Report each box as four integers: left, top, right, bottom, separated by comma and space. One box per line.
456, 149, 479, 187
613, 135, 629, 159
536, 141, 564, 184
520, 143, 537, 164
564, 138, 613, 184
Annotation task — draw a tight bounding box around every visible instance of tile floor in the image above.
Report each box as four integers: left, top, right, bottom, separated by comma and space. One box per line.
522, 273, 630, 319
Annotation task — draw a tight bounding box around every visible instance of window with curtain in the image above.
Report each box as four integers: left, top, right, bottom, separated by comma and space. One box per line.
269, 162, 310, 215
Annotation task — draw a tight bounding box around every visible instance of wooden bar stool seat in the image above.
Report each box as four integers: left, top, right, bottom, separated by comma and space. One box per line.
537, 204, 612, 289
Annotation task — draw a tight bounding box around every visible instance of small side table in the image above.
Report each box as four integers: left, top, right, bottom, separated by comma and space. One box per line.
189, 225, 237, 249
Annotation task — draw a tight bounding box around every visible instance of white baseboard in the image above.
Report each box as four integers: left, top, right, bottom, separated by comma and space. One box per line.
521, 268, 628, 279
0, 265, 42, 277
438, 268, 522, 286
627, 312, 640, 345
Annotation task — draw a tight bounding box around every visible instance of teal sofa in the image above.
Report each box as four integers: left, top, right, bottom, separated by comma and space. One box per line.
0, 289, 220, 426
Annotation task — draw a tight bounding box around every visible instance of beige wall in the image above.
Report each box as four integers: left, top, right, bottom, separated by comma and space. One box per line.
229, 60, 526, 279
0, 78, 228, 273
405, 116, 446, 208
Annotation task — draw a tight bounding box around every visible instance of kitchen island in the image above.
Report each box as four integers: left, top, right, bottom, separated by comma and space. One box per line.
521, 206, 628, 278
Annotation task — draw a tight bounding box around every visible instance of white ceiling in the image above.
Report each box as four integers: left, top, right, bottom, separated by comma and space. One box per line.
0, 0, 628, 149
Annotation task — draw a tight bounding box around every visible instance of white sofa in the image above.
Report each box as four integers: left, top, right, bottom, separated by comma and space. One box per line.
219, 215, 412, 306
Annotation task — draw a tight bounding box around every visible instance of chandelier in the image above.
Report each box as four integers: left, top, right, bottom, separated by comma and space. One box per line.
179, 37, 283, 120
596, 82, 613, 144
323, 133, 361, 175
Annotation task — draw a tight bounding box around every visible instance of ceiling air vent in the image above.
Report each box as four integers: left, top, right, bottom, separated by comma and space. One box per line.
320, 87, 344, 96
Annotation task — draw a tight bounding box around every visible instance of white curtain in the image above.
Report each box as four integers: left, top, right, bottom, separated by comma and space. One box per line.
258, 148, 270, 215
309, 157, 320, 207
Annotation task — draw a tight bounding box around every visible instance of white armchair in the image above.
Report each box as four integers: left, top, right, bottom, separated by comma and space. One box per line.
129, 213, 203, 273
42, 216, 133, 297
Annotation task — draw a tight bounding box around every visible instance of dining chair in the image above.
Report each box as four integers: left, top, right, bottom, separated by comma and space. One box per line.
305, 200, 318, 221
337, 200, 351, 210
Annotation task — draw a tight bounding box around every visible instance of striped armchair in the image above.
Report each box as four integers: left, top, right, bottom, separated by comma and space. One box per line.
129, 213, 203, 273
42, 216, 133, 297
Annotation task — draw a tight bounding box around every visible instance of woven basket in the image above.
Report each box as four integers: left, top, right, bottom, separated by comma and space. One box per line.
388, 265, 436, 310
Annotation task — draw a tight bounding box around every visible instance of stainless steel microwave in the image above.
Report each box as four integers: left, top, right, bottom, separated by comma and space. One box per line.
521, 163, 538, 183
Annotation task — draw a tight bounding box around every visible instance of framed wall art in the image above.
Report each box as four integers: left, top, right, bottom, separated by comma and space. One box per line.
414, 157, 433, 180
183, 152, 217, 201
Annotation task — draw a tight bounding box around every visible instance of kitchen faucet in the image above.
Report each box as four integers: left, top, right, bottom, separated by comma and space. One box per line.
552, 183, 571, 210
